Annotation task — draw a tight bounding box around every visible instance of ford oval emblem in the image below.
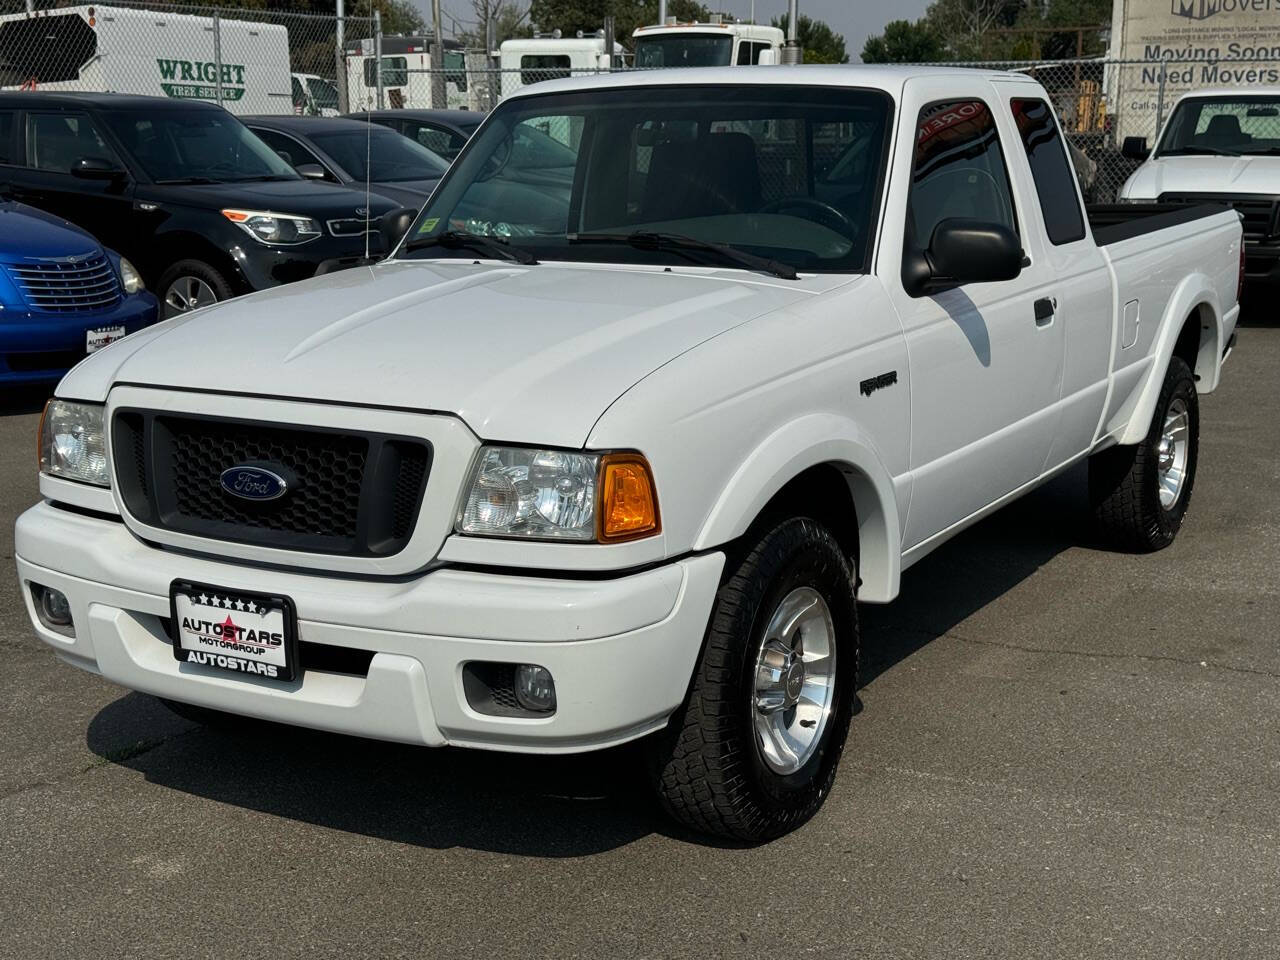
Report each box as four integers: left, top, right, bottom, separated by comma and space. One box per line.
219, 465, 289, 501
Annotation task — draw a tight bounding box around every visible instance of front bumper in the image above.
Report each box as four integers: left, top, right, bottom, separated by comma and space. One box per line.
15, 501, 723, 753
0, 293, 158, 384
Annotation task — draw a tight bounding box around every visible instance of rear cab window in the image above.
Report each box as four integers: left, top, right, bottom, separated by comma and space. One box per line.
1009, 98, 1086, 245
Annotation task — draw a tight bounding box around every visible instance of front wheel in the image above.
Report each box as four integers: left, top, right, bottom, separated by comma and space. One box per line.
649, 517, 858, 842
158, 259, 234, 319
1090, 355, 1200, 551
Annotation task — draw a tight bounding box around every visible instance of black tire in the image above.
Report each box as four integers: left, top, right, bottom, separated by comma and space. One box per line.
649, 517, 858, 842
157, 259, 234, 319
1089, 355, 1199, 551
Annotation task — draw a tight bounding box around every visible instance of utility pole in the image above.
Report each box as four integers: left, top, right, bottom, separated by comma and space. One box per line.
335, 0, 348, 113
657, 0, 667, 25
430, 0, 446, 109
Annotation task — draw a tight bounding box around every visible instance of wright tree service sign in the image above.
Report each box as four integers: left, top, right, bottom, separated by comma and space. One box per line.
1108, 0, 1280, 140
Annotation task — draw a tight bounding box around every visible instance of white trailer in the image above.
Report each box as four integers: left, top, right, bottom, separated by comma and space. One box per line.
632, 18, 784, 68
497, 34, 624, 99
343, 35, 477, 112
0, 5, 293, 114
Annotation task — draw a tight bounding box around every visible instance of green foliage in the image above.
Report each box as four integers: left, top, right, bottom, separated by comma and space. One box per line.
861, 19, 946, 64
530, 0, 709, 46
769, 13, 848, 64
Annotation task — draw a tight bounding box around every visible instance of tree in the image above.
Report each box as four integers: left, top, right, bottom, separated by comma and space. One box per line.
861, 19, 946, 64
461, 1, 534, 49
529, 0, 709, 47
770, 12, 848, 64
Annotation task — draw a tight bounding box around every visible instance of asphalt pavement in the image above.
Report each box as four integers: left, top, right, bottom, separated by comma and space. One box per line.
1, 316, 1277, 960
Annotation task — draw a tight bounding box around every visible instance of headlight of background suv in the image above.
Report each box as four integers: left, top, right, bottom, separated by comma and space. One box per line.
39, 400, 109, 487
457, 447, 659, 542
221, 208, 321, 246
118, 257, 145, 294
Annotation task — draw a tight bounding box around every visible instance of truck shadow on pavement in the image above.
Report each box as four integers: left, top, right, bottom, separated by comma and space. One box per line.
84, 466, 1094, 853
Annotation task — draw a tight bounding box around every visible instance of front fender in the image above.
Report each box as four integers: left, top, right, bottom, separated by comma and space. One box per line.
692, 413, 903, 603
1110, 273, 1221, 445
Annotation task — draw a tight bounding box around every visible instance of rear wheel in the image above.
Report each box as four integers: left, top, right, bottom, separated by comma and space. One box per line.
158, 259, 233, 319
649, 517, 858, 842
1090, 355, 1199, 551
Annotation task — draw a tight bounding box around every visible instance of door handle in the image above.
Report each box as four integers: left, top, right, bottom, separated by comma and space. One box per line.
1033, 297, 1056, 326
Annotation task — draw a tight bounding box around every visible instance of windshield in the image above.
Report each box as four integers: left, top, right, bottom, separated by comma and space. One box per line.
634, 34, 733, 67
310, 128, 449, 182
1158, 96, 1280, 156
307, 77, 340, 110
101, 108, 299, 183
400, 85, 891, 273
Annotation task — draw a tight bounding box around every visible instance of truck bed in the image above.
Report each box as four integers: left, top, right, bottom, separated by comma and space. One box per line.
1087, 202, 1233, 247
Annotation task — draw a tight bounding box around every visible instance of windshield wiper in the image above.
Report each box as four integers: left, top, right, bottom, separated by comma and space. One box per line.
154, 176, 225, 184
403, 230, 539, 265
231, 174, 298, 182
568, 231, 798, 280
1161, 146, 1241, 157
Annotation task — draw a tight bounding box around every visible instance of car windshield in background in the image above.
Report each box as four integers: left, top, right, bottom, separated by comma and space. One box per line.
100, 109, 299, 183
634, 35, 732, 67
401, 85, 892, 274
1158, 96, 1280, 157
310, 128, 449, 181
307, 78, 340, 111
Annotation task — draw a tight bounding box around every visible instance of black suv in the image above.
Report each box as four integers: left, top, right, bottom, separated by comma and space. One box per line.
0, 93, 399, 317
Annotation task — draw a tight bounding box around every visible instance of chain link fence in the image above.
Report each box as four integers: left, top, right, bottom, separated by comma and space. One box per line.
0, 0, 375, 116
2, 4, 1278, 201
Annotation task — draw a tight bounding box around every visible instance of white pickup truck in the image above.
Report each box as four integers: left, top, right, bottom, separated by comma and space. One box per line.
1120, 88, 1280, 286
17, 66, 1242, 841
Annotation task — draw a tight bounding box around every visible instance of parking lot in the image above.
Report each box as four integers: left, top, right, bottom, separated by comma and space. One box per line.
0, 313, 1275, 959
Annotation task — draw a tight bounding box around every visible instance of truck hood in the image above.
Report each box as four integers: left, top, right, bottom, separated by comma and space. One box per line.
61, 259, 824, 447
1123, 154, 1280, 199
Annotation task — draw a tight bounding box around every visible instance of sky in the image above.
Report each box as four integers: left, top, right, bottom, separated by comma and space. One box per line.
422, 0, 933, 62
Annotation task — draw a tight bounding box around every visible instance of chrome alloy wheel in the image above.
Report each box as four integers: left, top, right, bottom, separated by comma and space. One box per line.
752, 586, 838, 775
163, 276, 218, 318
1157, 397, 1191, 510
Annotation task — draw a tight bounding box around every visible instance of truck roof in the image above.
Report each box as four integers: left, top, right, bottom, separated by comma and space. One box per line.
1169, 87, 1280, 102
503, 64, 1039, 102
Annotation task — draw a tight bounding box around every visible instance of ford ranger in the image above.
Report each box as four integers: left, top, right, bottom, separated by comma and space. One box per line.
16, 67, 1243, 841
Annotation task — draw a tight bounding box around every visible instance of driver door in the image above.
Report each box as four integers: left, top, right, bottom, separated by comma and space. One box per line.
880, 78, 1065, 550
15, 110, 134, 254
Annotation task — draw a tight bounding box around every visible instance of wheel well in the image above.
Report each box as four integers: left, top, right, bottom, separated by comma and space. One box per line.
751, 463, 861, 573
1174, 304, 1216, 383
145, 233, 247, 295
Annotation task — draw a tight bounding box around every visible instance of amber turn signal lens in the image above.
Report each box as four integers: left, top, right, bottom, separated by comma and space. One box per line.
599, 454, 660, 542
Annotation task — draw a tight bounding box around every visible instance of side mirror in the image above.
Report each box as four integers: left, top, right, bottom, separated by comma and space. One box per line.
757, 48, 778, 65
903, 218, 1022, 297
294, 162, 328, 180
379, 207, 417, 253
71, 156, 126, 181
1121, 136, 1150, 161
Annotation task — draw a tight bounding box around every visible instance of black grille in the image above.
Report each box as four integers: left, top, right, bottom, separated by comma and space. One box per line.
1158, 193, 1278, 241
113, 411, 431, 556
5, 255, 122, 313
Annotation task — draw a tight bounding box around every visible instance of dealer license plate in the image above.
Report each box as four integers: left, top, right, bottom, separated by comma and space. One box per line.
86, 325, 126, 353
170, 581, 299, 682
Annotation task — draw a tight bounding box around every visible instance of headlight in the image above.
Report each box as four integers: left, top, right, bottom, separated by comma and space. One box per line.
456, 447, 659, 542
221, 208, 321, 245
118, 257, 145, 294
39, 400, 109, 487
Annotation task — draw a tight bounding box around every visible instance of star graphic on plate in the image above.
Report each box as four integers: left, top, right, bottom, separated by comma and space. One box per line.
246, 602, 257, 614
234, 600, 245, 611
198, 593, 209, 604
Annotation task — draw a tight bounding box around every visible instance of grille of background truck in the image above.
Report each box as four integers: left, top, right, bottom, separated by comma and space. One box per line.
111, 411, 431, 557
4, 256, 122, 313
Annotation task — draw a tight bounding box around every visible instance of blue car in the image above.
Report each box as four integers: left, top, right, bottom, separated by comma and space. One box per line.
0, 199, 158, 385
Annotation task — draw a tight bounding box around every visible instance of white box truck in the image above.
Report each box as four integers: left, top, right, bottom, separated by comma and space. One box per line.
0, 5, 293, 115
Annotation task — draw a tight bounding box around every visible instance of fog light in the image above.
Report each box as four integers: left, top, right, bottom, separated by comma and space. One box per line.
514, 664, 556, 713
33, 585, 74, 636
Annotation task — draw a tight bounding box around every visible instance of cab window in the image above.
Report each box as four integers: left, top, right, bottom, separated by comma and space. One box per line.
25, 112, 121, 173
1010, 98, 1086, 244
520, 54, 570, 85
906, 99, 1018, 256
364, 56, 408, 87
